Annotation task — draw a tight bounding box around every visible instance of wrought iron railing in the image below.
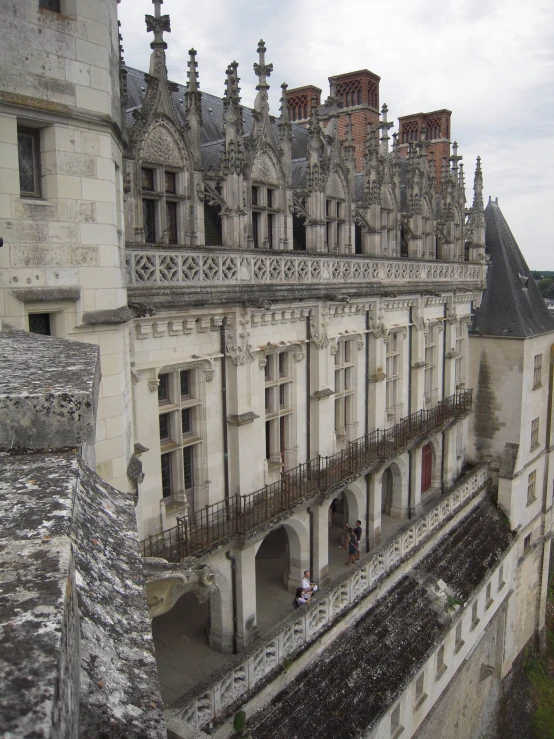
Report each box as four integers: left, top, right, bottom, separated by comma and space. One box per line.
141, 389, 472, 562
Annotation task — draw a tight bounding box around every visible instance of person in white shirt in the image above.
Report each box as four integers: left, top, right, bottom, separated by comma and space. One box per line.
300, 570, 318, 595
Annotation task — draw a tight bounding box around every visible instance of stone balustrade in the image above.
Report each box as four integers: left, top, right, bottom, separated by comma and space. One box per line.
126, 247, 486, 289
167, 462, 490, 732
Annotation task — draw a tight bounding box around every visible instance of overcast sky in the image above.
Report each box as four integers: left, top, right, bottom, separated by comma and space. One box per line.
118, 0, 553, 269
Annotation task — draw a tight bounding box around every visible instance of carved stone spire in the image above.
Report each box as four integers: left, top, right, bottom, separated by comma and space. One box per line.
222, 62, 243, 175
278, 83, 293, 183
145, 0, 171, 50
378, 103, 394, 152
253, 40, 273, 93
450, 141, 462, 172
185, 48, 202, 166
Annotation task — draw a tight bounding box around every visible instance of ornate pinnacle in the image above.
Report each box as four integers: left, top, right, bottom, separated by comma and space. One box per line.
450, 141, 462, 171
145, 0, 171, 50
279, 82, 290, 123
253, 39, 273, 92
378, 103, 394, 150
187, 48, 199, 92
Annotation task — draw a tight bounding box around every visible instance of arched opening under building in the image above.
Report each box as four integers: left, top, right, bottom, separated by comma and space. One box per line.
380, 461, 408, 539
151, 589, 229, 703
255, 526, 298, 634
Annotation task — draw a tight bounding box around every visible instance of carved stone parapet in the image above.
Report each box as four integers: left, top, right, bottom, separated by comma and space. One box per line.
227, 412, 260, 426
311, 388, 334, 400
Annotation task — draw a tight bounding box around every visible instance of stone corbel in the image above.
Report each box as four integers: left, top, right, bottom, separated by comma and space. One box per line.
411, 360, 426, 369
292, 349, 305, 363
368, 371, 386, 383
148, 378, 160, 393
227, 411, 260, 426
311, 388, 334, 400
445, 350, 459, 359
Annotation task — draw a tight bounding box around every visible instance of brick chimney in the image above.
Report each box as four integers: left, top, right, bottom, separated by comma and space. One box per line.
397, 109, 452, 188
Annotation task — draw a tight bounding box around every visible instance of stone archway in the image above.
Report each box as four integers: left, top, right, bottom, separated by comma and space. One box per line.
381, 458, 408, 519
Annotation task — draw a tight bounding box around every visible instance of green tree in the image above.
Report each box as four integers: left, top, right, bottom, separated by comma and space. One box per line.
538, 278, 553, 297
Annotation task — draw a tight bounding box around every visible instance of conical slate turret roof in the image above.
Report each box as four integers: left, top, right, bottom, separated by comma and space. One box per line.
471, 200, 554, 338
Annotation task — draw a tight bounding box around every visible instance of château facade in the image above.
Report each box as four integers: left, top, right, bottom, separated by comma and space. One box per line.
0, 1, 552, 737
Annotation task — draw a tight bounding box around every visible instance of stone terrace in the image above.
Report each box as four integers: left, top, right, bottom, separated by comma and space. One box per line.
246, 500, 514, 738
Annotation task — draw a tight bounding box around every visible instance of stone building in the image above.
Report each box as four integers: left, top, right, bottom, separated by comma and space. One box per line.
0, 0, 552, 737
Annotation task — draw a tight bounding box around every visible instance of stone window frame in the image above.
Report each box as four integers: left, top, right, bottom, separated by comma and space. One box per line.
385, 331, 402, 423
527, 469, 537, 505
454, 620, 464, 654
390, 703, 403, 739
414, 671, 427, 710
470, 599, 480, 630
533, 353, 542, 389
435, 643, 447, 680
530, 417, 540, 451
264, 350, 294, 469
17, 126, 42, 199
158, 367, 203, 506
325, 196, 347, 253
251, 182, 281, 250
334, 338, 357, 440
140, 164, 186, 245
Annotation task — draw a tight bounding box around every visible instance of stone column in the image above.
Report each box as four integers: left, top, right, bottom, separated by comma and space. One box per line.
410, 445, 423, 517
233, 541, 260, 651
367, 471, 382, 549
310, 501, 331, 588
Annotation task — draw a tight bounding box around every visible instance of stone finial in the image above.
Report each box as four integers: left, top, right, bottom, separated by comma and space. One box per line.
187, 48, 199, 92
378, 103, 394, 151
253, 39, 273, 92
450, 141, 462, 171
145, 0, 171, 50
279, 82, 290, 123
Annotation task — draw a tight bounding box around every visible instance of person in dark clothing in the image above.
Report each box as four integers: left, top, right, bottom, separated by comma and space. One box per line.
354, 520, 362, 560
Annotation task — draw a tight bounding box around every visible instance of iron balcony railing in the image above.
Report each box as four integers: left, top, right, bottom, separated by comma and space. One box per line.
141, 389, 472, 562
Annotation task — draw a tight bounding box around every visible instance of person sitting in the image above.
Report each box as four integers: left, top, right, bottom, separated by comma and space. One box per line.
300, 569, 318, 595
294, 587, 311, 607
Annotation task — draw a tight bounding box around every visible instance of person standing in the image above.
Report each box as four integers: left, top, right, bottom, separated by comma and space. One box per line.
354, 520, 362, 560
345, 527, 358, 565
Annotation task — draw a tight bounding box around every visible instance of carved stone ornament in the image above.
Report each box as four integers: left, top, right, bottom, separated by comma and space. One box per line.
327, 169, 346, 200
148, 378, 160, 393
225, 313, 255, 366
141, 123, 184, 167
251, 151, 279, 185
292, 350, 305, 363
227, 412, 260, 426
258, 353, 267, 370
311, 387, 335, 400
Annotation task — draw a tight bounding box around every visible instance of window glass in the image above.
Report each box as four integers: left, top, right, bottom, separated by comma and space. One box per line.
28, 313, 51, 335
18, 130, 40, 197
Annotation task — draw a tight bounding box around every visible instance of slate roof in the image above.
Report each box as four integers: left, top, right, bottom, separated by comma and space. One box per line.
471, 201, 554, 338
248, 500, 514, 739
125, 66, 309, 164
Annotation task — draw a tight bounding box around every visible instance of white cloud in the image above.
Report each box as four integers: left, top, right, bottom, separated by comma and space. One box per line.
118, 0, 554, 268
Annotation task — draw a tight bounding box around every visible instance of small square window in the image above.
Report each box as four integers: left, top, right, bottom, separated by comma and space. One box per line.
143, 199, 156, 243
165, 171, 176, 193
141, 167, 155, 191
524, 533, 532, 552
159, 413, 171, 442
436, 644, 446, 678
531, 418, 539, 450
28, 313, 51, 336
39, 0, 61, 11
527, 470, 537, 505
180, 370, 191, 398
471, 601, 480, 629
18, 128, 41, 197
498, 564, 505, 591
161, 453, 172, 498
158, 374, 170, 404
533, 354, 542, 389
182, 407, 192, 435
455, 622, 464, 653
183, 446, 194, 490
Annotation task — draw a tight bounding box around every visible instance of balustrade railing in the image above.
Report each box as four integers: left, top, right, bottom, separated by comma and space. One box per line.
126, 247, 486, 289
167, 462, 490, 732
141, 389, 472, 562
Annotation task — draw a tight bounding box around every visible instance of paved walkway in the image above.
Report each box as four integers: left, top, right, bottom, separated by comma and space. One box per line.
152, 495, 440, 705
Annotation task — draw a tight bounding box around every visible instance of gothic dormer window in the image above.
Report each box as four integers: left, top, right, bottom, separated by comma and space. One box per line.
251, 183, 279, 248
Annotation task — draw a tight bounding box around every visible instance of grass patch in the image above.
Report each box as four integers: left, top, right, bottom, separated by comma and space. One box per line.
524, 572, 554, 738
